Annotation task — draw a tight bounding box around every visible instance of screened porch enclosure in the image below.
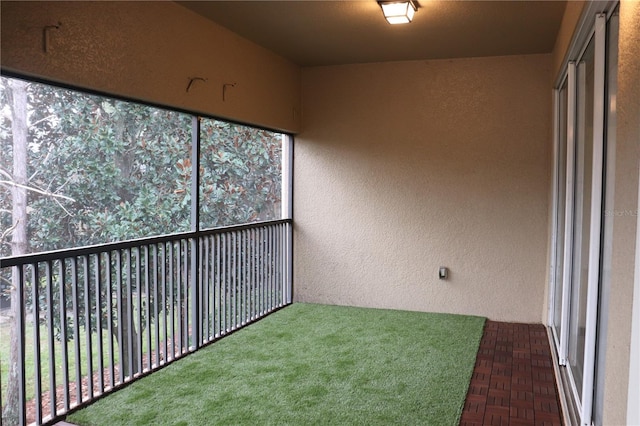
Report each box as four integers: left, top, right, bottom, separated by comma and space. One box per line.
0, 76, 293, 426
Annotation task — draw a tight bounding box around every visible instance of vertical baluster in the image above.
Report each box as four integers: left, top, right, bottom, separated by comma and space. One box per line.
281, 224, 286, 305
106, 252, 115, 390
202, 237, 209, 343
190, 237, 199, 350
246, 229, 251, 320
243, 230, 248, 324
233, 231, 238, 329
254, 229, 259, 318
274, 225, 279, 308
219, 234, 225, 335
274, 226, 278, 309
250, 228, 255, 320
182, 239, 189, 352
269, 226, 273, 311
168, 242, 175, 361
153, 245, 160, 368
58, 259, 69, 413
228, 232, 232, 331
238, 230, 243, 326
283, 223, 287, 305
278, 224, 283, 306
272, 225, 278, 308
44, 260, 57, 418
211, 235, 216, 338
229, 232, 234, 330
208, 236, 214, 341
207, 236, 213, 340
263, 227, 267, 313
242, 230, 247, 325
126, 249, 134, 381
82, 255, 93, 400
13, 265, 27, 425
228, 232, 232, 332
221, 234, 226, 334
14, 265, 27, 425
256, 228, 261, 317
192, 237, 200, 350
95, 253, 104, 394
269, 226, 274, 310
246, 229, 251, 322
161, 243, 168, 365
144, 246, 151, 371
269, 226, 273, 312
135, 248, 143, 374
264, 226, 269, 314
201, 237, 207, 342
262, 228, 266, 315
175, 241, 182, 355
273, 225, 278, 308
215, 233, 221, 338
32, 264, 42, 425
69, 257, 82, 404
286, 221, 293, 304
259, 227, 264, 316
115, 250, 124, 384
256, 227, 260, 318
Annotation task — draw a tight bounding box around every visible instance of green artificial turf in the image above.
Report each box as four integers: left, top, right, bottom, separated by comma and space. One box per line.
67, 303, 485, 426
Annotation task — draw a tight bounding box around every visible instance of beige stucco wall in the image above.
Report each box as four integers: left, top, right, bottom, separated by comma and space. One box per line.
294, 55, 552, 323
0, 1, 301, 133
603, 2, 640, 424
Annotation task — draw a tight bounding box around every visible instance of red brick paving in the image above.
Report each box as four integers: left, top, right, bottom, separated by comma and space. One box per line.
459, 321, 563, 426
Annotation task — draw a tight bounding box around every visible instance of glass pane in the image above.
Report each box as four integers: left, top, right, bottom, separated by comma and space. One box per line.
0, 77, 192, 255
594, 10, 619, 425
553, 80, 569, 338
199, 119, 282, 229
568, 36, 596, 397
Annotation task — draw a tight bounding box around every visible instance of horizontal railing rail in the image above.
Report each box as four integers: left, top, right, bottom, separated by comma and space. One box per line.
0, 219, 292, 267
0, 219, 292, 426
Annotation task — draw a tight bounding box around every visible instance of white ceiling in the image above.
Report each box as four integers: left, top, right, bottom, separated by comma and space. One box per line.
177, 0, 567, 67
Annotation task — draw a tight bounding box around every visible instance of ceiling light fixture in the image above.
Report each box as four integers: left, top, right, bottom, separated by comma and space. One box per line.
378, 0, 417, 24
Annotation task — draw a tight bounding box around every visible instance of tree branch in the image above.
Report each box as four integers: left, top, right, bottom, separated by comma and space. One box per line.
0, 167, 12, 181
0, 220, 18, 245
29, 114, 57, 128
28, 150, 52, 181
0, 180, 76, 202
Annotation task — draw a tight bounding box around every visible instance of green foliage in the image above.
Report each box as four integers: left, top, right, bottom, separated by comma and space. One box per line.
200, 120, 281, 228
0, 76, 283, 258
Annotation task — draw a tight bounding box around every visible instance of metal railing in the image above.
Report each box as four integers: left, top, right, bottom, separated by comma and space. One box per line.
0, 219, 292, 426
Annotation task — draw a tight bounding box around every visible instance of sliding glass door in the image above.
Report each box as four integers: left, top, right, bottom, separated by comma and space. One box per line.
549, 6, 619, 425
551, 78, 568, 352
567, 35, 596, 399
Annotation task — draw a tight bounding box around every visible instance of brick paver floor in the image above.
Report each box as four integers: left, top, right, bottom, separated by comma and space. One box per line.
459, 320, 563, 426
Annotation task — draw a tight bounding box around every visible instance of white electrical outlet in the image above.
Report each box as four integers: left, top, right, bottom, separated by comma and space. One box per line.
439, 267, 449, 280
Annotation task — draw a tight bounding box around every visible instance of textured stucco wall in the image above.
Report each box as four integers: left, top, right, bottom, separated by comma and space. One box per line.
604, 2, 640, 424
295, 55, 552, 323
0, 1, 301, 133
